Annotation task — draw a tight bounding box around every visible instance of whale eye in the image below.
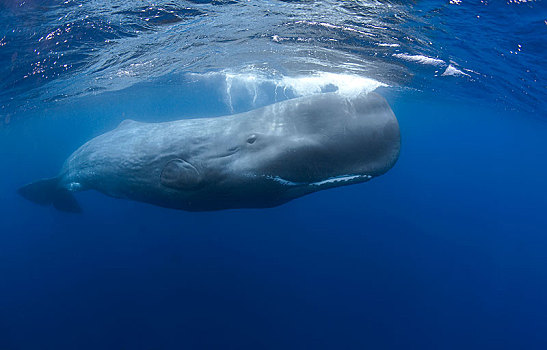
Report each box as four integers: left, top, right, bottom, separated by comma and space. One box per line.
247, 134, 257, 144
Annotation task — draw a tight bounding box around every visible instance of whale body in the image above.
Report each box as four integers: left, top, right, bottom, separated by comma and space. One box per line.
18, 92, 400, 212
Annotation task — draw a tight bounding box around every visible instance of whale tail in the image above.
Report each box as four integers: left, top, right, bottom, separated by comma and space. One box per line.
18, 177, 82, 213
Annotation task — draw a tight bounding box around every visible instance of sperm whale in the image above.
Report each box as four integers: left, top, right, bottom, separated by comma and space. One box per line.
18, 92, 400, 212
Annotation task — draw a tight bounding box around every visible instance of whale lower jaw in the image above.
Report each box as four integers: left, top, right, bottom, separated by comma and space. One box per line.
261, 174, 373, 188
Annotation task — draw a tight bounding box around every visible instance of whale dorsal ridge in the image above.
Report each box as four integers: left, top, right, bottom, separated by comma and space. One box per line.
160, 159, 202, 190
116, 119, 141, 129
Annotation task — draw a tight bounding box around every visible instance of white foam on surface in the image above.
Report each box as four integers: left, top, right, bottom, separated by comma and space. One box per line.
393, 53, 445, 66
441, 64, 471, 77
279, 72, 386, 97
190, 70, 387, 112
293, 21, 376, 38
193, 70, 385, 97
392, 55, 473, 80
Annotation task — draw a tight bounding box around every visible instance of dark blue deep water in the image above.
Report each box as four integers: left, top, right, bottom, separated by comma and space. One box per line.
1, 1, 546, 349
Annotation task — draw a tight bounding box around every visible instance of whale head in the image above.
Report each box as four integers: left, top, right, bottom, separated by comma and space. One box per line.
226, 92, 400, 187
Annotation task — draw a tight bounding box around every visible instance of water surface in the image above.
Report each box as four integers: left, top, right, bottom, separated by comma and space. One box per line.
1, 1, 546, 349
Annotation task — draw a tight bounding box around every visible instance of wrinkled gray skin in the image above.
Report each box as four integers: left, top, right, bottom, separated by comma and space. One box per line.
59, 92, 400, 211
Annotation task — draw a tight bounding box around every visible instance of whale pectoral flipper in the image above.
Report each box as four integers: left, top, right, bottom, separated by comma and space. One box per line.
18, 177, 82, 213
160, 159, 202, 190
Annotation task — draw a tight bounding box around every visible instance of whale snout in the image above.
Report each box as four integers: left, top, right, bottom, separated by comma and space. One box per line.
349, 91, 400, 175
381, 115, 401, 172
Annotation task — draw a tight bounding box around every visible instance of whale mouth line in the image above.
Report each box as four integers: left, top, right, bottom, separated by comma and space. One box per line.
261, 174, 373, 187
217, 147, 240, 158
309, 174, 372, 186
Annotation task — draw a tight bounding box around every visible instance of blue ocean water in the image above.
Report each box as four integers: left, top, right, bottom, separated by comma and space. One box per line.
1, 0, 547, 349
